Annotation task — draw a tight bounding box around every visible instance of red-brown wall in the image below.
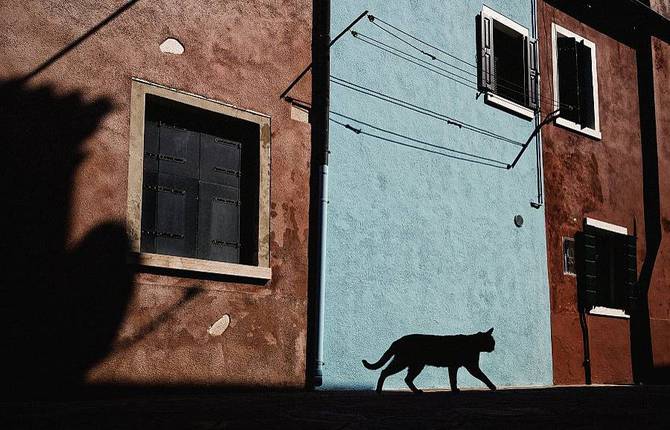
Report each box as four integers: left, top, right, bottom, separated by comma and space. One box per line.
0, 0, 312, 390
539, 1, 670, 385
649, 32, 670, 372
538, 1, 643, 385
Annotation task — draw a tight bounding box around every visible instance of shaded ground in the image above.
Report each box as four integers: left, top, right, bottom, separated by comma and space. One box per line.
2, 385, 670, 429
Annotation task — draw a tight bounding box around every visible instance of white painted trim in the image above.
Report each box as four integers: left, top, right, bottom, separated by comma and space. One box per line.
551, 23, 601, 139
585, 217, 628, 235
481, 5, 533, 119
482, 5, 529, 37
485, 93, 535, 119
555, 117, 602, 139
589, 306, 630, 319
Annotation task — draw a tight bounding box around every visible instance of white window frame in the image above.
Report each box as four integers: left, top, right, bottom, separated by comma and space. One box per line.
584, 217, 629, 318
551, 23, 601, 139
481, 5, 535, 120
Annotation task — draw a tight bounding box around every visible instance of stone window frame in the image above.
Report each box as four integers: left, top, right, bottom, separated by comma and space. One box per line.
126, 78, 271, 280
551, 23, 602, 140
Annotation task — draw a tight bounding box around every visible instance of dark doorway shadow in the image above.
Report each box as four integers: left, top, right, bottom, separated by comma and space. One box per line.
0, 79, 135, 399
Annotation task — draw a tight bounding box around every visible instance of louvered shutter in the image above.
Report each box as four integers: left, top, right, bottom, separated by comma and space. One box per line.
576, 41, 595, 129
622, 234, 638, 313
526, 37, 539, 111
579, 226, 600, 310
197, 134, 242, 263
479, 10, 496, 94
557, 36, 580, 123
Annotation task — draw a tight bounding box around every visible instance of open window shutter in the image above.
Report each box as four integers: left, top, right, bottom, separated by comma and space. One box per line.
622, 234, 638, 313
557, 36, 580, 123
479, 10, 496, 93
526, 37, 539, 111
578, 226, 600, 310
576, 41, 595, 129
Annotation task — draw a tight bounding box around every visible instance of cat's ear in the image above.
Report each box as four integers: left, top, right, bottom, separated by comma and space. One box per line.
486, 327, 494, 335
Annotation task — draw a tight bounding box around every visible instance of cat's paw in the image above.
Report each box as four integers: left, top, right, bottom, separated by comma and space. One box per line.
452, 388, 461, 394
489, 385, 497, 391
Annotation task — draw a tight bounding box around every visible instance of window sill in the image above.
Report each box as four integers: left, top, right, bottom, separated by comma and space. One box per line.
555, 117, 601, 140
589, 306, 629, 319
131, 252, 272, 280
485, 93, 535, 120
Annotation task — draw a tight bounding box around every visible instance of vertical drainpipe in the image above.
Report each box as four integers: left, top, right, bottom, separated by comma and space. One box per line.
532, 0, 544, 207
311, 0, 331, 387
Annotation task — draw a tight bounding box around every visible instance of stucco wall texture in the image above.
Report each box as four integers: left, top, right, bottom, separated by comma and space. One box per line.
323, 0, 553, 390
0, 0, 312, 387
650, 34, 670, 371
537, 1, 670, 385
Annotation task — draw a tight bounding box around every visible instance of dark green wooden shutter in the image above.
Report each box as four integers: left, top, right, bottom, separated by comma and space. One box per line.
580, 226, 600, 310
479, 11, 495, 93
526, 37, 539, 111
197, 134, 242, 263
576, 41, 595, 130
557, 36, 580, 123
622, 234, 638, 313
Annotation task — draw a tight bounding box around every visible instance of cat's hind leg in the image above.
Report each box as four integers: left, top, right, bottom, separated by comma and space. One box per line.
465, 365, 497, 391
376, 358, 406, 394
404, 365, 425, 394
448, 366, 460, 393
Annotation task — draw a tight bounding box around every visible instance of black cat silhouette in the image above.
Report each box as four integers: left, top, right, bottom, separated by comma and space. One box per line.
363, 328, 496, 393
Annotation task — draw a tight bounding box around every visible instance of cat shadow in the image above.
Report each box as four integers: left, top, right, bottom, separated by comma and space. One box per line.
0, 79, 135, 398
362, 329, 497, 394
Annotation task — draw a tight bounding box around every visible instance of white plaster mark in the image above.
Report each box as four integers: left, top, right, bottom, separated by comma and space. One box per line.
159, 38, 184, 55
207, 314, 230, 336
290, 104, 310, 123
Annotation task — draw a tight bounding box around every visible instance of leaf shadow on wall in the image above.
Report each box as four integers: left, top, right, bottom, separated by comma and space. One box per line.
0, 79, 135, 398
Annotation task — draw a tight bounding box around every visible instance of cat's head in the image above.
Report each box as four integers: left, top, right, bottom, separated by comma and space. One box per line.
477, 327, 495, 352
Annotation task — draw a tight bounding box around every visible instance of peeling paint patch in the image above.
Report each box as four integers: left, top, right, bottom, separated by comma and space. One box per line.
207, 314, 230, 336
160, 38, 184, 54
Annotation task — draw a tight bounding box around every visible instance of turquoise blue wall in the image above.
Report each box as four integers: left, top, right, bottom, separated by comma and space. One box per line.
324, 0, 552, 390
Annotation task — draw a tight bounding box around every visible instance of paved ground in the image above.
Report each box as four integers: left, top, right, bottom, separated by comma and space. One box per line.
2, 385, 670, 429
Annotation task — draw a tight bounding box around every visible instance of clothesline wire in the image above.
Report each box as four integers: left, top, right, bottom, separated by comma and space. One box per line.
331, 75, 526, 147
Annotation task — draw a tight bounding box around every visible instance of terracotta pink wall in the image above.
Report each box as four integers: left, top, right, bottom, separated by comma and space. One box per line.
0, 0, 312, 388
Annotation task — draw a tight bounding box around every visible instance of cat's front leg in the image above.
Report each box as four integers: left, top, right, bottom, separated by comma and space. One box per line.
465, 365, 496, 391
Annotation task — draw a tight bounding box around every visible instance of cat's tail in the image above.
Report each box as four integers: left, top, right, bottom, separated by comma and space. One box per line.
362, 347, 394, 370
